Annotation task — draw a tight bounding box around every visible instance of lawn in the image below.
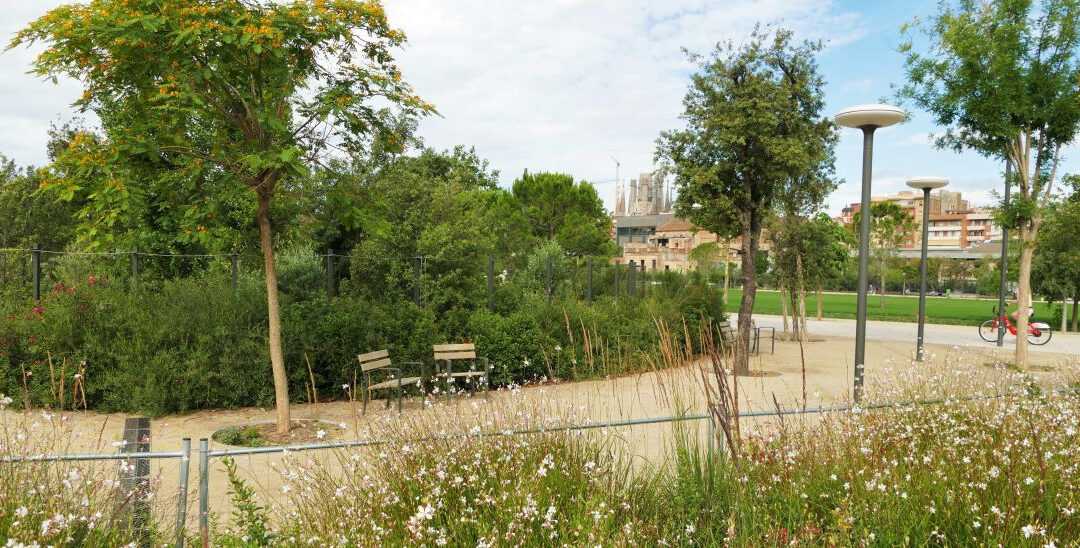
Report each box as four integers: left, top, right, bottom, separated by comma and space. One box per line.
729, 289, 1057, 327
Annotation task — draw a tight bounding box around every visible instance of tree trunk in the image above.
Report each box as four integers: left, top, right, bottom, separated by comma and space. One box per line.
722, 260, 729, 305
798, 281, 807, 336
257, 189, 291, 435
780, 284, 790, 334
1014, 229, 1034, 369
734, 217, 760, 376
1071, 296, 1078, 333
879, 256, 886, 310
816, 285, 824, 321
1062, 295, 1068, 333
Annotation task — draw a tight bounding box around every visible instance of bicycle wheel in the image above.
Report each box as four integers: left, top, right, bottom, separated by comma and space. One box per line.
978, 319, 1000, 342
1028, 327, 1052, 346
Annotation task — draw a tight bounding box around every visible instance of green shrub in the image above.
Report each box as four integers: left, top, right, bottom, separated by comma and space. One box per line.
1, 256, 724, 414
6, 274, 273, 414
282, 295, 436, 392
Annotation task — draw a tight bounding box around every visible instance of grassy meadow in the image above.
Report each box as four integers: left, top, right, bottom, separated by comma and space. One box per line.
732, 289, 1058, 327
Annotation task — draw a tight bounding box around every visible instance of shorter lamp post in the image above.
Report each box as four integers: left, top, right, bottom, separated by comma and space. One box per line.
906, 176, 949, 362
834, 104, 906, 402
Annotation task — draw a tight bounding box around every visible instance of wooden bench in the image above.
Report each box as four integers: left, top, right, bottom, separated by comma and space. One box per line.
433, 343, 491, 397
716, 320, 737, 351
358, 350, 424, 414
716, 320, 773, 355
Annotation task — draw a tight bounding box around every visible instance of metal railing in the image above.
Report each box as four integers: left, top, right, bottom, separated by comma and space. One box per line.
2, 387, 1072, 547
0, 246, 710, 307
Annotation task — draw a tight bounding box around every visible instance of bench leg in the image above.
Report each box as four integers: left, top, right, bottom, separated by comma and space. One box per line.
362, 389, 369, 415
397, 383, 404, 414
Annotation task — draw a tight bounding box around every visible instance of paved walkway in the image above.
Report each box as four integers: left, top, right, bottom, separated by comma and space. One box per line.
752, 314, 1080, 355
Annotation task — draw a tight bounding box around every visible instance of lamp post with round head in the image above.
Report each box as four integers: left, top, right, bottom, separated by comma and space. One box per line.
906, 177, 949, 362
834, 104, 905, 403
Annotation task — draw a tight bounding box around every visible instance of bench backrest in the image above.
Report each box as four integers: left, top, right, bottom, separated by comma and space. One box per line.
716, 321, 735, 341
434, 343, 476, 362
358, 349, 392, 372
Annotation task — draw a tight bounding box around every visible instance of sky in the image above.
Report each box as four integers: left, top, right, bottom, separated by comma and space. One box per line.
2, 0, 1077, 216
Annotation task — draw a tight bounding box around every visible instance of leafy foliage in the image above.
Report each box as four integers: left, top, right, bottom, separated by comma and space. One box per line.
1033, 197, 1080, 303
511, 171, 615, 257
899, 0, 1080, 365
656, 26, 836, 373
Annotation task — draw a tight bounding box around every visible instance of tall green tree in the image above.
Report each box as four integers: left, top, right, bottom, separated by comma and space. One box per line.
657, 28, 837, 375
14, 0, 434, 433
345, 147, 531, 333
899, 0, 1080, 367
852, 201, 916, 308
1033, 196, 1080, 331
0, 154, 81, 252
511, 172, 614, 257
772, 213, 853, 327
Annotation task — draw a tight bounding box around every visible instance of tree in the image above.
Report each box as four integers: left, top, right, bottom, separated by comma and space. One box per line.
0, 154, 81, 253
852, 202, 915, 308
772, 213, 853, 327
1033, 197, 1080, 331
899, 0, 1080, 367
14, 0, 434, 433
511, 172, 614, 257
657, 28, 837, 375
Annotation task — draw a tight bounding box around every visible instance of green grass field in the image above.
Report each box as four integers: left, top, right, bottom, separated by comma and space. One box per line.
728, 289, 1057, 327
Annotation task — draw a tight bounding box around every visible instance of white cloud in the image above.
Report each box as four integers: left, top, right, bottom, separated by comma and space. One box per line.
382, 0, 864, 210
1, 0, 863, 213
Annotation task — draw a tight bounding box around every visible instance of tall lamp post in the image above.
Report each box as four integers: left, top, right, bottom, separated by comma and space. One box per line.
834, 104, 906, 403
906, 177, 949, 362
997, 163, 1011, 346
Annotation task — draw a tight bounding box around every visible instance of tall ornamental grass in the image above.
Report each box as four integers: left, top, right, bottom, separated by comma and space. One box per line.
216, 360, 1079, 546
0, 398, 164, 546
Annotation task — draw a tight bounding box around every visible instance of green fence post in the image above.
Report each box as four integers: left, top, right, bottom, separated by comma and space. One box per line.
32, 243, 41, 302
130, 250, 139, 290
587, 256, 593, 303
487, 254, 495, 311
325, 249, 336, 298
546, 256, 554, 304
231, 253, 239, 293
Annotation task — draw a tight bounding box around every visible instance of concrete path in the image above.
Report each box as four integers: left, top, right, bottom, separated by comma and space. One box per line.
752, 314, 1080, 355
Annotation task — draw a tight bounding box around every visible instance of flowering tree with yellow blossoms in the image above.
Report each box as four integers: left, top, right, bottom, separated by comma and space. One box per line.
11, 0, 435, 433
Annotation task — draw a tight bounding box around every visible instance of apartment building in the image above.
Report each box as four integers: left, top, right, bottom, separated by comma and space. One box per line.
839, 189, 996, 251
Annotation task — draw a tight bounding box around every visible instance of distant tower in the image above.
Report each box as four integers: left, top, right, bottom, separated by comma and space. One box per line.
614, 180, 626, 216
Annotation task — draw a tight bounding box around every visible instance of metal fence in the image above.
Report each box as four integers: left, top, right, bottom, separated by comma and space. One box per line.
0, 246, 721, 307
3, 388, 1062, 547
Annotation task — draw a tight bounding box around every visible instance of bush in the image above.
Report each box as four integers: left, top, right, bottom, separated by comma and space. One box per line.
2, 273, 273, 414
1, 256, 724, 414
282, 295, 436, 393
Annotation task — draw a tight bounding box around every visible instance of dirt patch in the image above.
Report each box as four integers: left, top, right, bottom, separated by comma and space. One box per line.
212, 419, 344, 447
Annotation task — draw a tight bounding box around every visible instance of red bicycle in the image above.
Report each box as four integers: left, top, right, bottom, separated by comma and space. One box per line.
978, 307, 1053, 345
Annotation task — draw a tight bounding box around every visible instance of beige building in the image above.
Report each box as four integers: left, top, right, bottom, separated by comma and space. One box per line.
839, 189, 996, 251
613, 215, 762, 273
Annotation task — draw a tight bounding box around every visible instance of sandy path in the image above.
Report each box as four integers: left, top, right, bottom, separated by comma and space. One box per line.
6, 333, 1076, 530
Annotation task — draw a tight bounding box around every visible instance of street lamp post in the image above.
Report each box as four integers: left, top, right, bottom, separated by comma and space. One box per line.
834, 104, 905, 403
906, 177, 949, 362
997, 163, 1011, 347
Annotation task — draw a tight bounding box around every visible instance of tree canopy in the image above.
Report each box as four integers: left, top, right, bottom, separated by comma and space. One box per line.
656, 27, 836, 374
13, 0, 435, 433
899, 0, 1080, 366
511, 171, 614, 257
